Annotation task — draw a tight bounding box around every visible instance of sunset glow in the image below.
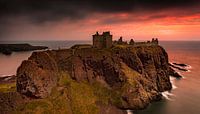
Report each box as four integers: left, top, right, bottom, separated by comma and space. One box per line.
0, 0, 200, 41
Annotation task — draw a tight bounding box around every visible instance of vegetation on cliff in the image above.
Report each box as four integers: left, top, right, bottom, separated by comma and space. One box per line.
0, 44, 173, 114
0, 83, 16, 93
13, 71, 125, 114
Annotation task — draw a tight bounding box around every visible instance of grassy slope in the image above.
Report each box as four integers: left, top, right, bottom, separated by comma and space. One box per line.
1, 45, 162, 114
0, 83, 16, 93
13, 71, 125, 114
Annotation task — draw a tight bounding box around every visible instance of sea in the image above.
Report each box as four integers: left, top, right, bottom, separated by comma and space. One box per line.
0, 40, 200, 114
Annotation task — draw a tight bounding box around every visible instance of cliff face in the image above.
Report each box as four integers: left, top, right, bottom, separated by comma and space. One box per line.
16, 45, 172, 113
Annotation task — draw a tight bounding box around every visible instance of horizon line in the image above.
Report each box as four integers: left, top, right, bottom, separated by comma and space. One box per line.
1, 39, 200, 42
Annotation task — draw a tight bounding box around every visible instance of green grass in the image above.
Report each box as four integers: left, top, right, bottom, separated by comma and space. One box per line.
120, 62, 141, 95
15, 99, 53, 114
0, 83, 16, 93
91, 82, 123, 107
16, 72, 99, 114
68, 82, 98, 114
6, 44, 163, 114
58, 72, 98, 114
113, 44, 130, 49
14, 64, 141, 113
57, 72, 72, 86
23, 100, 51, 110
14, 67, 141, 114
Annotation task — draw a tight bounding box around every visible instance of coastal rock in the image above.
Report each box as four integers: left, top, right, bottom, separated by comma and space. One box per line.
1, 48, 12, 55
0, 92, 24, 113
169, 67, 182, 78
0, 43, 48, 55
169, 63, 188, 72
16, 45, 172, 111
16, 51, 58, 98
173, 63, 188, 67
0, 75, 16, 84
98, 104, 127, 114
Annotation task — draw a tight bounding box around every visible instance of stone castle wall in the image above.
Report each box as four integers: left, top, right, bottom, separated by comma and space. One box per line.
93, 32, 112, 48
93, 35, 104, 48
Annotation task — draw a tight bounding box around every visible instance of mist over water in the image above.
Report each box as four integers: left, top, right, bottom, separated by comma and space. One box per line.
0, 41, 200, 114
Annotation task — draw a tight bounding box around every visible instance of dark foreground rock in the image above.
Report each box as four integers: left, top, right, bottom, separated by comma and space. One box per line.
0, 75, 16, 84
173, 63, 188, 67
0, 92, 24, 113
169, 63, 188, 72
0, 44, 48, 55
169, 67, 182, 78
1, 45, 173, 114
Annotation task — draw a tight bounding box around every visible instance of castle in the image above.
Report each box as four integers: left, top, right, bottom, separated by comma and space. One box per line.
92, 31, 158, 49
93, 31, 112, 48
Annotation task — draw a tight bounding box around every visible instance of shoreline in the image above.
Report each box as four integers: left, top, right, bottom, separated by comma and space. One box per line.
0, 43, 48, 55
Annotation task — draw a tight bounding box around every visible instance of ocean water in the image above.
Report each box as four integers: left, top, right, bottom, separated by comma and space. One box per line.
0, 41, 200, 114
0, 40, 91, 76
135, 41, 200, 114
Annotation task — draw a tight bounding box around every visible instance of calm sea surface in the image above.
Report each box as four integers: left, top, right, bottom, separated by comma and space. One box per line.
135, 41, 200, 114
0, 40, 91, 76
0, 41, 200, 114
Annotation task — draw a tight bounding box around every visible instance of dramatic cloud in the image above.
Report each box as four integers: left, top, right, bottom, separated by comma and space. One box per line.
1, 0, 200, 22
0, 0, 200, 41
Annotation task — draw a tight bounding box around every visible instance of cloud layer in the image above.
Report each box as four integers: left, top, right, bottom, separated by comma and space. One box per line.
1, 0, 200, 22
0, 0, 200, 40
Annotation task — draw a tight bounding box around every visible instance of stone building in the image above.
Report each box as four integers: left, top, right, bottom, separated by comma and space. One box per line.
113, 36, 127, 45
93, 31, 113, 48
129, 39, 135, 45
152, 38, 159, 45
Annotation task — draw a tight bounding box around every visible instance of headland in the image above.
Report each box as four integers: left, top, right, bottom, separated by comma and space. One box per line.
0, 32, 181, 114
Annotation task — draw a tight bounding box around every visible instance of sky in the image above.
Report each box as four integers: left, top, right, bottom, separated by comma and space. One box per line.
0, 0, 200, 41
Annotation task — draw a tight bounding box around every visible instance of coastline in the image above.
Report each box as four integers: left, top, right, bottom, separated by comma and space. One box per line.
0, 43, 48, 55
0, 40, 197, 114
0, 43, 173, 113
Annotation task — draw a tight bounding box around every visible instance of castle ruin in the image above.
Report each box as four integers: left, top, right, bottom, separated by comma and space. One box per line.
151, 38, 158, 45
93, 31, 112, 48
129, 39, 135, 45
92, 31, 159, 49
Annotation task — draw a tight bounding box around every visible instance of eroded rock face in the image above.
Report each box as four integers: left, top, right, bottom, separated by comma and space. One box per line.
0, 92, 24, 113
17, 51, 58, 98
16, 45, 172, 110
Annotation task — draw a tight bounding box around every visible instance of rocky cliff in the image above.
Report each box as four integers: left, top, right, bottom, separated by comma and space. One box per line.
0, 43, 48, 55
2, 45, 172, 114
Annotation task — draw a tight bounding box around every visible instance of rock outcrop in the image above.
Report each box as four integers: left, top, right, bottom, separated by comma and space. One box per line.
0, 92, 24, 113
15, 45, 172, 113
169, 67, 182, 78
17, 51, 58, 98
0, 75, 16, 84
0, 43, 48, 55
169, 63, 187, 71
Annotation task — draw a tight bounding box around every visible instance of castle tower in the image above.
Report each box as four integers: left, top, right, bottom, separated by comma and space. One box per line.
152, 38, 159, 45
103, 32, 112, 48
93, 31, 112, 48
129, 39, 135, 45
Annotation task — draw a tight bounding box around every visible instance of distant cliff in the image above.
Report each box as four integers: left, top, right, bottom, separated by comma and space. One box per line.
1, 44, 173, 114
0, 43, 48, 55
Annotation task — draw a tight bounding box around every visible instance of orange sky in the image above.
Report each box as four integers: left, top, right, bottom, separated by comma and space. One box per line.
1, 6, 200, 41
